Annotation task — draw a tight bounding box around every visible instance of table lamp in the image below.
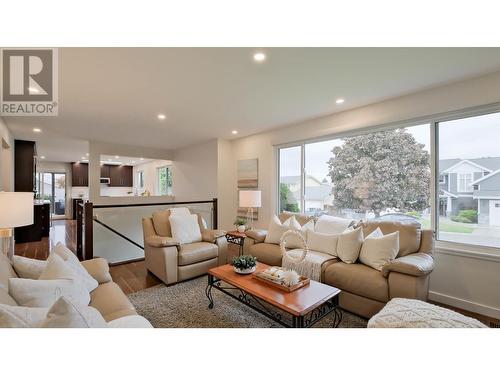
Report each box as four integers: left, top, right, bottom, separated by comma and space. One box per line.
239, 190, 261, 229
0, 192, 34, 259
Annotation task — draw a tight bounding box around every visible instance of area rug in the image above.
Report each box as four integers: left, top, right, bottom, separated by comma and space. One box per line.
128, 276, 367, 328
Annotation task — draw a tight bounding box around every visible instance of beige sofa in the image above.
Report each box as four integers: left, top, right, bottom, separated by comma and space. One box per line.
0, 252, 150, 326
244, 214, 435, 319
142, 209, 228, 285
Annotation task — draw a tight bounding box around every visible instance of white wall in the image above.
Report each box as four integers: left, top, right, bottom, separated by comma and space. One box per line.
0, 117, 14, 191
221, 70, 500, 319
171, 139, 218, 201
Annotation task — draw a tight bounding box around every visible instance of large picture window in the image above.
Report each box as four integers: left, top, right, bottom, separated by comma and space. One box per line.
437, 112, 500, 248
157, 166, 173, 196
278, 109, 500, 250
280, 124, 431, 228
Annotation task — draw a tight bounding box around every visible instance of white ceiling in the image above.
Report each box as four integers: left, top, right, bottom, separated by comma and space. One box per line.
5, 48, 500, 162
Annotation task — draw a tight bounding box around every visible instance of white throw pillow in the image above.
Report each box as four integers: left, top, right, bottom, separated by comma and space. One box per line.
169, 213, 202, 244
264, 215, 301, 245
366, 227, 384, 239
8, 278, 90, 308
359, 231, 400, 271
39, 252, 78, 281
40, 297, 107, 328
169, 207, 191, 216
336, 227, 364, 264
306, 230, 339, 256
53, 242, 99, 292
0, 304, 48, 328
12, 256, 46, 279
315, 215, 354, 235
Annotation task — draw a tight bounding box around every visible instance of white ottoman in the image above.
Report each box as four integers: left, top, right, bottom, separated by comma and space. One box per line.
368, 298, 487, 328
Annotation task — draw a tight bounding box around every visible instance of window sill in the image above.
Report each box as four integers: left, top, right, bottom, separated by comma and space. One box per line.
435, 241, 500, 263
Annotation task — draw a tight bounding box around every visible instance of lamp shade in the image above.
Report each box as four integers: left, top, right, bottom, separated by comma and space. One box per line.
239, 190, 261, 208
0, 192, 34, 228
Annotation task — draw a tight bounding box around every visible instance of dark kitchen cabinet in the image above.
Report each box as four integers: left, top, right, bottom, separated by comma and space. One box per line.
72, 162, 88, 187
15, 202, 50, 243
100, 164, 110, 178
109, 165, 133, 187
15, 140, 36, 192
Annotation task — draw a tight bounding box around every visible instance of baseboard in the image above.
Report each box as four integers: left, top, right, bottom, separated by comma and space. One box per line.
429, 291, 500, 320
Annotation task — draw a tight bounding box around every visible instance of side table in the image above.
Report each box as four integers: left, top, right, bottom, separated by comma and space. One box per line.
225, 231, 247, 256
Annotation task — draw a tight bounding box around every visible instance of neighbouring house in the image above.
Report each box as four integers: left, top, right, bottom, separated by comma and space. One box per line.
281, 175, 334, 214
439, 157, 500, 226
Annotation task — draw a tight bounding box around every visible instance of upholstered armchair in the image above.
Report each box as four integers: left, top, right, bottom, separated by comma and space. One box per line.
142, 209, 227, 285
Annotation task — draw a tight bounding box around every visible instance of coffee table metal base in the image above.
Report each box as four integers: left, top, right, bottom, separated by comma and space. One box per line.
205, 274, 342, 328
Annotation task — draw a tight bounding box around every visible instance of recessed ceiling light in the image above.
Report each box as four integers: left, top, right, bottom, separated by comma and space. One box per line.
232, 130, 238, 135
33, 128, 41, 133
28, 87, 40, 93
115, 155, 120, 159
40, 156, 45, 159
140, 157, 144, 161
336, 98, 345, 104
253, 52, 266, 62
157, 114, 166, 120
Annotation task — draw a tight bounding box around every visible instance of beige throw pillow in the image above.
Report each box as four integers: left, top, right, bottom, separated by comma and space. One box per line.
306, 230, 338, 256
0, 304, 48, 328
40, 297, 107, 328
53, 242, 99, 292
264, 215, 301, 244
315, 215, 354, 235
359, 231, 400, 271
336, 227, 364, 264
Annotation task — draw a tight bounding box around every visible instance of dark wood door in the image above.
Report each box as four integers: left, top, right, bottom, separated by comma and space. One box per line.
15, 140, 36, 192
72, 163, 88, 186
122, 166, 133, 187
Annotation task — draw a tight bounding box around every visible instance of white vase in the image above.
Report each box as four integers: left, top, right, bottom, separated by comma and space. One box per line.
237, 225, 246, 233
234, 266, 256, 274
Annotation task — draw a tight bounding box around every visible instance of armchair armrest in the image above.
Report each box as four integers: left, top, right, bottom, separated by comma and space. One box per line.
81, 258, 112, 284
381, 253, 434, 278
245, 229, 267, 243
202, 229, 226, 243
145, 235, 179, 248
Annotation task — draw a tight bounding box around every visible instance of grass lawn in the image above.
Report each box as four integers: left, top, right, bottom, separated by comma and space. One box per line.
419, 218, 475, 233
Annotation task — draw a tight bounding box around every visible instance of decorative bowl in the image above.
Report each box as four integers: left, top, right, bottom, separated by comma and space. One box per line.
234, 266, 256, 274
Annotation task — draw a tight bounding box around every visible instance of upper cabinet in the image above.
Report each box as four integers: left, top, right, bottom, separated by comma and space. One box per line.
109, 165, 133, 187
72, 162, 89, 187
100, 164, 111, 178
15, 140, 37, 192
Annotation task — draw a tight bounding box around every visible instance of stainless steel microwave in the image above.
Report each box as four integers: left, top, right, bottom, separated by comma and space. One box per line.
100, 177, 110, 184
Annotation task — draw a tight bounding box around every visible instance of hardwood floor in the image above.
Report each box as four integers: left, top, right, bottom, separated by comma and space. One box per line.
14, 219, 499, 327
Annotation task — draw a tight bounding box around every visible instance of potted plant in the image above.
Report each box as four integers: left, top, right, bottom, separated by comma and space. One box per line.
233, 218, 247, 233
232, 255, 257, 274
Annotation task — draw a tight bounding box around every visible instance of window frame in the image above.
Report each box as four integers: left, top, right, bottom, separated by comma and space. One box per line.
276, 102, 500, 254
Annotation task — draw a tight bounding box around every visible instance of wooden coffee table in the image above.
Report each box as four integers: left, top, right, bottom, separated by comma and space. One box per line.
206, 262, 342, 328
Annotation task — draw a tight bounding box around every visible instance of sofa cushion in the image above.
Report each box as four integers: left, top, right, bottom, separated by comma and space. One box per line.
107, 315, 153, 328
360, 221, 421, 257
315, 215, 355, 235
53, 242, 99, 292
178, 242, 218, 266
336, 227, 364, 264
324, 262, 389, 302
152, 209, 172, 237
359, 231, 399, 271
0, 304, 48, 327
89, 281, 137, 322
247, 243, 282, 266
